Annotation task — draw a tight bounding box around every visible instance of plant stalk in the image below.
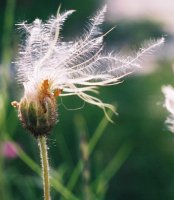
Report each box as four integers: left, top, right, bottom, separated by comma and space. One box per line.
38, 135, 51, 200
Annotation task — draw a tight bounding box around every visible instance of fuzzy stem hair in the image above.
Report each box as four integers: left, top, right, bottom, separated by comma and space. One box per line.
38, 135, 51, 200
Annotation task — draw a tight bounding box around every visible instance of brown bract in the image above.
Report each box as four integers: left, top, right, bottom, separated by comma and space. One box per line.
12, 80, 62, 138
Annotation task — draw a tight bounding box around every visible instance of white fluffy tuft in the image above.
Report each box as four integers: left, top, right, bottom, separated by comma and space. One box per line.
15, 6, 164, 119
162, 85, 174, 133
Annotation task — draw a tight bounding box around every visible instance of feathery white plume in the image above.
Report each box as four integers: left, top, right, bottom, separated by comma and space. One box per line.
15, 6, 164, 120
162, 85, 174, 133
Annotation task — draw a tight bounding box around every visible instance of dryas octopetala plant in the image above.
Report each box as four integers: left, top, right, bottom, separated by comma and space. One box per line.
12, 6, 164, 137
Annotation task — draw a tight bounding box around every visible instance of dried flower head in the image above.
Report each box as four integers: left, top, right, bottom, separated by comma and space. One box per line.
12, 6, 164, 137
162, 85, 174, 133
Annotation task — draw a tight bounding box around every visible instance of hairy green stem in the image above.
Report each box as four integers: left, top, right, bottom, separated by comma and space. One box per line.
38, 136, 51, 200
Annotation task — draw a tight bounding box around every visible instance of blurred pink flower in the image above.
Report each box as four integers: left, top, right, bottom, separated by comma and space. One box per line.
1, 141, 19, 159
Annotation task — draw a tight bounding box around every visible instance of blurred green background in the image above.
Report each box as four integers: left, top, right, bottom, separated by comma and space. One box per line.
0, 0, 174, 199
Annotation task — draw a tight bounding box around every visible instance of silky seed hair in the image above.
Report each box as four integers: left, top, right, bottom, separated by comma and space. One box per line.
14, 6, 164, 122
162, 85, 174, 133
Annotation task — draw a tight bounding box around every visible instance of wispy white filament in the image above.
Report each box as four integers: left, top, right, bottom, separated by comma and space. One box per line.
162, 85, 174, 132
15, 6, 164, 119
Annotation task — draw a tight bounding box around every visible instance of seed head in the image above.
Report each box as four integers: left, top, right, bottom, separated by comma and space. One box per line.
162, 85, 174, 133
12, 5, 164, 136
12, 80, 61, 137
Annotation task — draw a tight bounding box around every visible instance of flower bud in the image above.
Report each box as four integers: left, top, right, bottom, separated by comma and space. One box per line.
19, 97, 57, 137
12, 80, 60, 138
